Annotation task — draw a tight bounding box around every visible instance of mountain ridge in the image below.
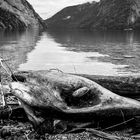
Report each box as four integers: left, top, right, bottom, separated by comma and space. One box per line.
46, 0, 140, 30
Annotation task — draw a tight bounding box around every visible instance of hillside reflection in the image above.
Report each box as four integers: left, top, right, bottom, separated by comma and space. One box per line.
1, 28, 140, 76
46, 30, 140, 74
0, 29, 42, 71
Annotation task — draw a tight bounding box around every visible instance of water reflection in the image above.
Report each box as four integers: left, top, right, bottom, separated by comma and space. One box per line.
0, 29, 42, 71
45, 30, 140, 74
1, 28, 140, 76
19, 29, 140, 76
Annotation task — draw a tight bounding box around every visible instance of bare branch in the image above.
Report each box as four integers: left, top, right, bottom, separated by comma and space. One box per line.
0, 82, 7, 107
0, 58, 11, 76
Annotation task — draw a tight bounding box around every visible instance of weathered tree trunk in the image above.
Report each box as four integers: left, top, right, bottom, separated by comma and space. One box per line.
77, 74, 140, 99
1, 70, 140, 133
11, 71, 140, 98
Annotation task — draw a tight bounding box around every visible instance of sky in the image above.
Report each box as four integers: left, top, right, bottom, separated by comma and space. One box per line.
27, 0, 99, 19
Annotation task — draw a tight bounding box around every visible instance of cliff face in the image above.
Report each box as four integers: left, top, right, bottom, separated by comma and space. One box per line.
0, 0, 46, 30
46, 0, 140, 30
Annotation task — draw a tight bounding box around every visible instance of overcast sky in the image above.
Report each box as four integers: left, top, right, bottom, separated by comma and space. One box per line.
27, 0, 99, 19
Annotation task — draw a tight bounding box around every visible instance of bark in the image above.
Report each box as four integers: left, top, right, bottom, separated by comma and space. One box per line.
2, 70, 140, 132
77, 74, 140, 99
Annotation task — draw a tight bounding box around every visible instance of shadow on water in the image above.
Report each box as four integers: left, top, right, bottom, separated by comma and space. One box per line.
0, 28, 43, 71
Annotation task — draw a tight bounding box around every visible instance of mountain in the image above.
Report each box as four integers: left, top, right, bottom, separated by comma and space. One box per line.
46, 0, 140, 30
0, 0, 46, 30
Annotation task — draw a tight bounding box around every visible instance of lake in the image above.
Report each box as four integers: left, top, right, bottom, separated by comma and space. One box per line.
0, 29, 140, 76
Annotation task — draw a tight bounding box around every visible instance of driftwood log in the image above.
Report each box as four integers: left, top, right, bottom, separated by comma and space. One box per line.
77, 74, 140, 99
1, 70, 140, 133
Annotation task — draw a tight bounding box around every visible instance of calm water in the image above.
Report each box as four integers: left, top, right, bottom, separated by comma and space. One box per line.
0, 29, 140, 76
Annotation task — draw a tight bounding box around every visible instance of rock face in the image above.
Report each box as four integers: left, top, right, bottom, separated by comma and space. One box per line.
46, 0, 140, 30
0, 0, 46, 30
